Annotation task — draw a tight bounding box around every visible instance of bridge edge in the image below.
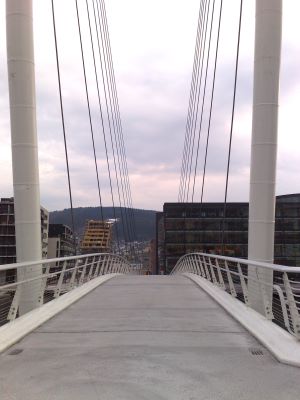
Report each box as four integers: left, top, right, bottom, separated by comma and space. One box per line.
0, 273, 120, 354
183, 272, 300, 368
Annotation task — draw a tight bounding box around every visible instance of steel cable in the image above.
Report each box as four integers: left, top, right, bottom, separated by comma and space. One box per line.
178, 0, 206, 201
89, 0, 123, 252
179, 0, 208, 202
186, 0, 213, 202
86, 0, 127, 253
96, 0, 135, 251
191, 0, 217, 202
221, 0, 244, 254
98, 0, 142, 263
200, 0, 224, 204
74, 0, 105, 226
94, 0, 128, 251
51, 0, 77, 252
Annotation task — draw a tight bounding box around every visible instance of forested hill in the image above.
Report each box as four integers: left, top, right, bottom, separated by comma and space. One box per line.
49, 207, 157, 241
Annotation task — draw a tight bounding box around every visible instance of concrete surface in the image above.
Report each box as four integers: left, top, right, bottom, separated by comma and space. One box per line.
184, 272, 300, 367
0, 274, 118, 353
0, 275, 300, 400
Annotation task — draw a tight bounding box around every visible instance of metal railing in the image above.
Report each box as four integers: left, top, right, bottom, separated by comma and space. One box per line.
171, 253, 300, 340
0, 253, 135, 326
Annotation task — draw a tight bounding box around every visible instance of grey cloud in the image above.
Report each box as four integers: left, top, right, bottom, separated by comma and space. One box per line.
1, 1, 300, 211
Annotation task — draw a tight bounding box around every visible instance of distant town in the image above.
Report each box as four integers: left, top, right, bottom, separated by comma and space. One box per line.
0, 197, 157, 276
1, 194, 300, 279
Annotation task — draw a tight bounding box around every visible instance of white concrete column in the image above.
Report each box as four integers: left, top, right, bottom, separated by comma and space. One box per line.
248, 0, 282, 313
6, 0, 42, 314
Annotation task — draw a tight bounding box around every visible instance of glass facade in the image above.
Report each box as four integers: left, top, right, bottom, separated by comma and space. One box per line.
48, 224, 75, 258
157, 194, 300, 274
0, 198, 49, 265
155, 212, 164, 275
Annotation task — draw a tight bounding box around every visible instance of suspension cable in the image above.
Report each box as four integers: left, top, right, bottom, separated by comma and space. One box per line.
85, 0, 128, 254
200, 0, 224, 204
191, 0, 216, 202
178, 0, 206, 202
98, 0, 141, 263
179, 0, 208, 202
97, 0, 134, 249
51, 0, 77, 252
186, 0, 213, 202
74, 0, 105, 226
99, 0, 141, 262
221, 0, 243, 253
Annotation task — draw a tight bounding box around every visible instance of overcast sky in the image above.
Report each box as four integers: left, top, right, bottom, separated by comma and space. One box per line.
0, 0, 299, 212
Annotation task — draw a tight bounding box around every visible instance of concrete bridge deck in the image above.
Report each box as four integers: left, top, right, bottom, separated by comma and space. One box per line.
0, 275, 299, 400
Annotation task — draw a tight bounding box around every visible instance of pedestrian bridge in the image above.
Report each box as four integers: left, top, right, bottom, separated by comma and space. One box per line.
1, 257, 300, 399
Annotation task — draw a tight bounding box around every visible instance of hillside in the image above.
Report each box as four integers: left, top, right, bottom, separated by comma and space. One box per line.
49, 206, 157, 241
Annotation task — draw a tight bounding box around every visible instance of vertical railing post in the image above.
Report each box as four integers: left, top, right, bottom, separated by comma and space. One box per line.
208, 257, 218, 285
121, 260, 125, 273
54, 261, 67, 298
183, 259, 186, 273
113, 258, 117, 273
118, 260, 123, 273
93, 255, 102, 278
237, 262, 250, 305
68, 259, 79, 290
203, 256, 211, 281
258, 276, 274, 320
283, 273, 300, 338
215, 259, 225, 289
197, 255, 205, 276
199, 255, 206, 278
187, 256, 193, 273
183, 258, 188, 272
79, 257, 88, 285
7, 282, 22, 321
108, 256, 114, 273
37, 263, 51, 306
180, 260, 184, 273
88, 256, 96, 280
193, 255, 200, 275
225, 260, 237, 297
99, 255, 106, 275
103, 255, 111, 274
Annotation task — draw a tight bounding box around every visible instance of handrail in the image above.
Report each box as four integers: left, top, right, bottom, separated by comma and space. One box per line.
0, 253, 140, 326
0, 252, 128, 272
171, 252, 300, 340
172, 252, 300, 273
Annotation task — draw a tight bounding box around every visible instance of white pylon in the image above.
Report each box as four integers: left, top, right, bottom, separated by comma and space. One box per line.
6, 0, 42, 314
248, 0, 282, 313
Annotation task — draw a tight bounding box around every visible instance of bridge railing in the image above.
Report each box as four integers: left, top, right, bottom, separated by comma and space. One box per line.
0, 253, 134, 326
171, 253, 300, 340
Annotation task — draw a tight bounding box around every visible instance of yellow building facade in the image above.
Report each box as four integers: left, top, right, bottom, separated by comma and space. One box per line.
81, 220, 112, 253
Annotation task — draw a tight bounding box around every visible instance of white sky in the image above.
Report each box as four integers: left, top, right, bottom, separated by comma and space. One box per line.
0, 0, 299, 211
